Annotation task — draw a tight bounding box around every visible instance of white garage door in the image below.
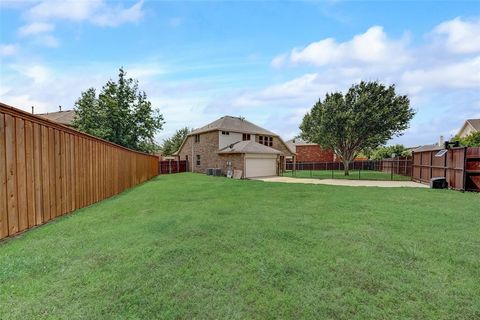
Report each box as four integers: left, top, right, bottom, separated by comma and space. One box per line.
245, 157, 277, 178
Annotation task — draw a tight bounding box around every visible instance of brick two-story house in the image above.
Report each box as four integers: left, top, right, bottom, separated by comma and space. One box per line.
175, 116, 295, 178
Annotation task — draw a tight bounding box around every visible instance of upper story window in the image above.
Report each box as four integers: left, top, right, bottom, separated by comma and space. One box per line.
221, 131, 230, 135
242, 134, 251, 141
258, 135, 273, 147
194, 134, 200, 143
196, 154, 201, 165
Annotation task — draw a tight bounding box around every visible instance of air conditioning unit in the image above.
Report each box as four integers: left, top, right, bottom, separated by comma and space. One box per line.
212, 168, 223, 176
206, 168, 214, 176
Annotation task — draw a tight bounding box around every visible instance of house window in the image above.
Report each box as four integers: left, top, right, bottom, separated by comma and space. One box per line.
194, 134, 200, 143
258, 136, 273, 147
196, 155, 201, 166
222, 131, 230, 135
185, 155, 188, 161
242, 133, 251, 141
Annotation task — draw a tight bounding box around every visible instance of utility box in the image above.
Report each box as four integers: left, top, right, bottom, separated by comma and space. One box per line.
430, 177, 448, 189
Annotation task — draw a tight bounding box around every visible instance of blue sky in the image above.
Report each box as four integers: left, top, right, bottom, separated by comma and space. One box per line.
1, 0, 479, 146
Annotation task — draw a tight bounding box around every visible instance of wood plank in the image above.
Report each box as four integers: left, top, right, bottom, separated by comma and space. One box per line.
42, 126, 51, 222
60, 131, 66, 215
25, 120, 36, 227
73, 135, 78, 210
15, 117, 28, 232
0, 114, 8, 238
64, 132, 70, 213
5, 114, 18, 235
54, 129, 60, 217
33, 123, 43, 225
70, 134, 75, 211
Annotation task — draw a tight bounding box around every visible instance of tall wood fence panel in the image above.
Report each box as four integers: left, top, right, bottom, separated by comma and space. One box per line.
159, 160, 188, 174
411, 147, 479, 191
0, 103, 158, 240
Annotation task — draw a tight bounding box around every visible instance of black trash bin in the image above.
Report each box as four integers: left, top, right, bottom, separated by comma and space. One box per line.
430, 177, 448, 189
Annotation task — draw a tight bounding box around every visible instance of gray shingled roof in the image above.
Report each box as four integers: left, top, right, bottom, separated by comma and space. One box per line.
189, 116, 277, 136
218, 140, 281, 154
466, 119, 480, 131
413, 144, 443, 152
286, 138, 317, 151
37, 110, 75, 126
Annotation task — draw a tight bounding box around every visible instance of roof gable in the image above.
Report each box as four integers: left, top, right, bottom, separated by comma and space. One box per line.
190, 116, 277, 136
466, 119, 480, 131
218, 140, 281, 154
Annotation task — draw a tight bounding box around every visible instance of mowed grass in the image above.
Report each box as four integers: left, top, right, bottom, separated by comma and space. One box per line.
1, 173, 479, 319
283, 169, 412, 181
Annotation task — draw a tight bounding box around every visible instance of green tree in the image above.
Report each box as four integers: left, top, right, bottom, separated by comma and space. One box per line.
453, 132, 480, 147
161, 127, 191, 156
300, 81, 415, 175
73, 68, 164, 153
370, 144, 411, 160
462, 132, 480, 147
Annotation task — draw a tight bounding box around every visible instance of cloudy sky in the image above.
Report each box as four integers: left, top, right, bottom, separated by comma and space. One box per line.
0, 0, 479, 146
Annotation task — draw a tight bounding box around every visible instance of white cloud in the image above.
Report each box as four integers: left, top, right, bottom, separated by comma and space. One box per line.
25, 0, 144, 27
0, 44, 18, 56
91, 0, 144, 27
18, 22, 55, 37
432, 17, 480, 54
274, 26, 410, 67
401, 57, 480, 91
40, 34, 60, 48
9, 64, 51, 84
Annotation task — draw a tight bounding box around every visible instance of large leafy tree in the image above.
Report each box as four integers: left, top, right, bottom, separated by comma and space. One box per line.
300, 81, 415, 175
161, 127, 191, 156
73, 68, 164, 153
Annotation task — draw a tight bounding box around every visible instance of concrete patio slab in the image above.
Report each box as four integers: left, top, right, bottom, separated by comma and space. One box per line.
253, 176, 428, 188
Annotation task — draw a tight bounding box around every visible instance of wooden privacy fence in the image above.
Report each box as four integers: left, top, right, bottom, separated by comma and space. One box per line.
159, 160, 188, 174
0, 103, 159, 240
412, 147, 480, 191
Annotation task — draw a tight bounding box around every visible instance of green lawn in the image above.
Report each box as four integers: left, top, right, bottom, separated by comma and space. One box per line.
283, 169, 412, 181
1, 173, 479, 319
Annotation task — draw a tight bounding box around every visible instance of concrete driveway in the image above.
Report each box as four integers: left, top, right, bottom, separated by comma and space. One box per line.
254, 176, 428, 188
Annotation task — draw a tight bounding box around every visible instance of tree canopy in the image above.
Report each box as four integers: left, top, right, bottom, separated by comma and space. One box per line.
453, 132, 480, 147
161, 127, 191, 156
73, 68, 164, 153
300, 81, 415, 174
370, 144, 411, 160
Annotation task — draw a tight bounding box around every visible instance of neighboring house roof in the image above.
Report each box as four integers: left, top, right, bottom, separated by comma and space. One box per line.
287, 138, 317, 146
413, 144, 443, 152
37, 110, 75, 126
286, 138, 318, 151
189, 116, 277, 136
459, 119, 480, 133
218, 140, 281, 154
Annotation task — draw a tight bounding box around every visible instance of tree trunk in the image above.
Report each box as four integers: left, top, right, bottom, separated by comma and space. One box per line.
343, 159, 350, 176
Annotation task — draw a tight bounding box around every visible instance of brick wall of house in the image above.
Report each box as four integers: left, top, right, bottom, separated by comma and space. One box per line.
296, 145, 334, 162
218, 154, 245, 176
177, 131, 220, 173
